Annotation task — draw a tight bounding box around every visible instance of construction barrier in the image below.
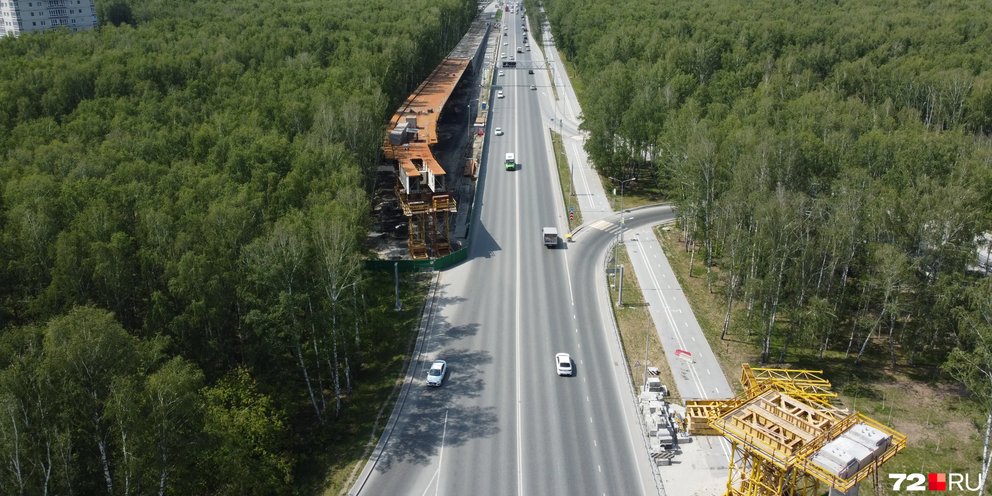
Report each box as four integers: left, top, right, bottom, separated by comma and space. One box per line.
365, 246, 469, 272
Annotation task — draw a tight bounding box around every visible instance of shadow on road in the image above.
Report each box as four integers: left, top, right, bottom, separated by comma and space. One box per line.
467, 220, 501, 260
375, 346, 498, 472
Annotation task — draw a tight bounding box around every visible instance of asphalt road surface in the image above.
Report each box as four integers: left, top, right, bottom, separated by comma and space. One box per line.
352, 11, 664, 496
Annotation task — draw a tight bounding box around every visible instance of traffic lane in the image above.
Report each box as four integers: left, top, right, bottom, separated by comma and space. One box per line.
434, 94, 524, 495
512, 112, 650, 496
515, 76, 590, 496
361, 269, 499, 495
518, 245, 575, 496
437, 263, 519, 495
366, 76, 524, 495
568, 231, 662, 495
514, 65, 617, 496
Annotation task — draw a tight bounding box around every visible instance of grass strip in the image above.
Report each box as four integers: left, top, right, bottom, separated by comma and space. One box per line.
551, 130, 581, 232
608, 243, 679, 402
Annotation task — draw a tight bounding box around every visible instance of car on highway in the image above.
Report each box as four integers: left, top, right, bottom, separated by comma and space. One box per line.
494, 127, 503, 136
528, 69, 534, 74
499, 70, 504, 76
555, 353, 572, 376
426, 360, 447, 386
530, 84, 536, 90
497, 90, 504, 98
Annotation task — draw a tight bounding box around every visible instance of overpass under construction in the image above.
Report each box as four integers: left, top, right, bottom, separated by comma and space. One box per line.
382, 16, 492, 259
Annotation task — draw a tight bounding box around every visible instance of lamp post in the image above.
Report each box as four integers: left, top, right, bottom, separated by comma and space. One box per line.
608, 176, 636, 284
608, 175, 637, 238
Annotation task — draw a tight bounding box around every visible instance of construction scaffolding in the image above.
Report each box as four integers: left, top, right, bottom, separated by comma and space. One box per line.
382, 18, 491, 259
685, 364, 906, 496
384, 59, 465, 259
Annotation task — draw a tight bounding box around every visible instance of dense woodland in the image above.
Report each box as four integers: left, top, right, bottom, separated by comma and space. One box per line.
0, 0, 477, 493
538, 0, 992, 483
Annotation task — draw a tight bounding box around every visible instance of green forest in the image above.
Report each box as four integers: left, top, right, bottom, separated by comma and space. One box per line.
0, 0, 476, 493
539, 0, 992, 476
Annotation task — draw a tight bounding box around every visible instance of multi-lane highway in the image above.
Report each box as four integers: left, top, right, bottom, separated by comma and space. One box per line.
351, 8, 663, 496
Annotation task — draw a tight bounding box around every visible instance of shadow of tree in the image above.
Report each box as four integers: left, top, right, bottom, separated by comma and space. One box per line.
374, 347, 497, 472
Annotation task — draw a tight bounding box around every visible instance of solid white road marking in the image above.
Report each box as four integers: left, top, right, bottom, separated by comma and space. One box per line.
436, 409, 448, 496
514, 102, 524, 496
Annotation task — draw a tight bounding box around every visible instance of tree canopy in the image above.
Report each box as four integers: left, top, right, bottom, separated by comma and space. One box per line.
0, 0, 477, 492
539, 0, 992, 367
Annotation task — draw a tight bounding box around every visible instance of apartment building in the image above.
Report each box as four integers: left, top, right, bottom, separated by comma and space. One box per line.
1, 0, 97, 37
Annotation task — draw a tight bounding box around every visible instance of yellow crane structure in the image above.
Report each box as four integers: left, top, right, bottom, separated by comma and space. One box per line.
684, 365, 906, 496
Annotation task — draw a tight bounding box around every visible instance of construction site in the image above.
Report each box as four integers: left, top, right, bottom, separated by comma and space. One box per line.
367, 12, 498, 261
366, 5, 910, 496
641, 364, 906, 496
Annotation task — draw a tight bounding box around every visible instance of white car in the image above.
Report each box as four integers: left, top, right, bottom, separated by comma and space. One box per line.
498, 70, 505, 77
494, 127, 503, 136
555, 353, 572, 376
426, 360, 447, 386
530, 84, 536, 90
497, 90, 504, 98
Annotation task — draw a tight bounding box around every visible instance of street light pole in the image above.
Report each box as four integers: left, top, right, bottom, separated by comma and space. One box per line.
608, 175, 636, 277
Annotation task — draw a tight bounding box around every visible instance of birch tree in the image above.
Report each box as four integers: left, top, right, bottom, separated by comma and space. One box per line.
945, 278, 992, 496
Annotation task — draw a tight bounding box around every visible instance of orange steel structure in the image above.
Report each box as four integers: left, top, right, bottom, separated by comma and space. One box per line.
684, 364, 906, 496
384, 58, 467, 259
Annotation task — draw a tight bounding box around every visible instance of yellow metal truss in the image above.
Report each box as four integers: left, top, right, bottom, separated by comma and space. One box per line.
687, 364, 906, 496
